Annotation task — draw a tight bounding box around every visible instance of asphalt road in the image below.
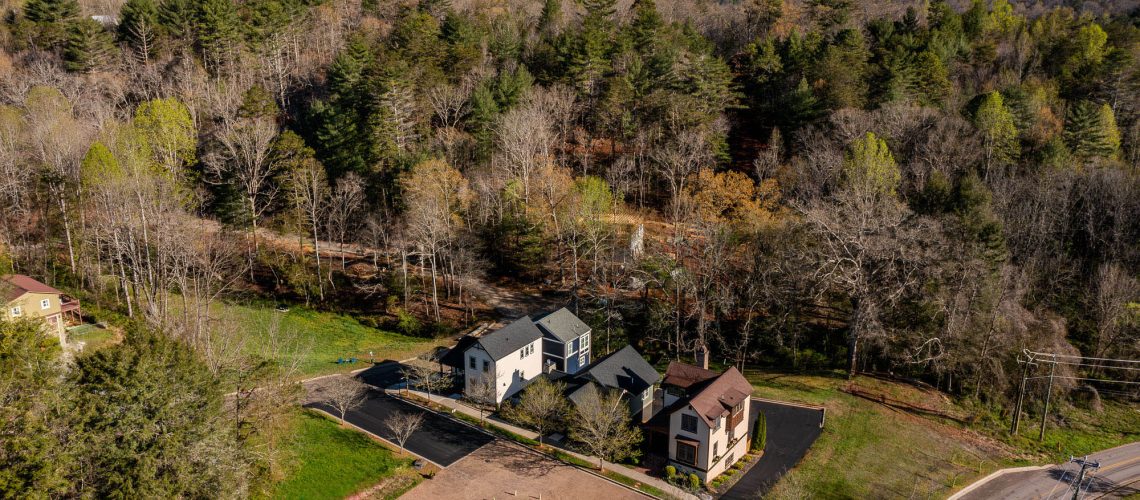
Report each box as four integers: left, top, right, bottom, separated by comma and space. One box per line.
355, 360, 408, 388
720, 399, 825, 500
958, 441, 1140, 500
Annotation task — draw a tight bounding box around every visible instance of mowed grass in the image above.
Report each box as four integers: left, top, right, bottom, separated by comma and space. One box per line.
272, 411, 418, 500
747, 370, 1012, 499
219, 302, 449, 377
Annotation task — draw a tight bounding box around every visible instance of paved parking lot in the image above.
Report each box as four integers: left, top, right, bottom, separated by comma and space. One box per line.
402, 439, 649, 500
721, 399, 825, 499
305, 380, 492, 467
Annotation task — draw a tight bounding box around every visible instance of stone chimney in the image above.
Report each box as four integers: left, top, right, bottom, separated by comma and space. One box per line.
695, 344, 709, 370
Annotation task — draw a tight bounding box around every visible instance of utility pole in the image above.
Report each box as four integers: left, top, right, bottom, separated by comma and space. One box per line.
1011, 353, 1036, 435
1039, 354, 1057, 441
1068, 456, 1099, 500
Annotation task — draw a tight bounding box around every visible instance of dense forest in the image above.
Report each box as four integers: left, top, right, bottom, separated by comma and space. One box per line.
0, 0, 1138, 494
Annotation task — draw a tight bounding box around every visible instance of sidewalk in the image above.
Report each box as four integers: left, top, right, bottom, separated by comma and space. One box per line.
398, 388, 699, 500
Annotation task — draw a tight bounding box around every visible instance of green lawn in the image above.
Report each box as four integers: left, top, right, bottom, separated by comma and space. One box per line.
747, 370, 1140, 499
67, 324, 118, 352
749, 371, 1012, 499
219, 302, 448, 377
272, 411, 419, 500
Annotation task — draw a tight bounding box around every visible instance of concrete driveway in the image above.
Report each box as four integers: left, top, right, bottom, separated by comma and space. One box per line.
720, 399, 825, 500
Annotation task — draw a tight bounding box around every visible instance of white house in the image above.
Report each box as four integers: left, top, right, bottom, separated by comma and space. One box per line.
646, 362, 752, 483
462, 316, 544, 403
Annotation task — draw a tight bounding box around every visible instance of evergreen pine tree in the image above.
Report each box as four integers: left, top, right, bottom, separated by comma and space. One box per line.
23, 0, 80, 48
538, 0, 562, 35
64, 18, 118, 73
118, 0, 159, 62
1065, 101, 1121, 159
194, 0, 240, 71
23, 0, 79, 23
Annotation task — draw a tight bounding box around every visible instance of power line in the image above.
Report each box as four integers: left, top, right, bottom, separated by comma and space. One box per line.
1024, 350, 1140, 365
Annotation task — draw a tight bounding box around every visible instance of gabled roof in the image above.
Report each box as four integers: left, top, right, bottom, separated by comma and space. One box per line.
578, 345, 660, 395
685, 366, 752, 428
534, 307, 591, 343
472, 316, 543, 360
1, 275, 62, 302
662, 361, 719, 390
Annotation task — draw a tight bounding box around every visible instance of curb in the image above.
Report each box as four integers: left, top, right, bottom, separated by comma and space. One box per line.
946, 464, 1053, 500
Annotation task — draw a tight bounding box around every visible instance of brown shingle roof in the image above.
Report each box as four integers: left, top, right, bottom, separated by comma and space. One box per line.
1, 275, 62, 302
662, 361, 719, 390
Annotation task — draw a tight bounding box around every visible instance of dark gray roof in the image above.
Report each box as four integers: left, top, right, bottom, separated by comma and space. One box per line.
578, 345, 661, 395
534, 307, 591, 343
473, 316, 543, 360
567, 381, 606, 407
440, 335, 480, 368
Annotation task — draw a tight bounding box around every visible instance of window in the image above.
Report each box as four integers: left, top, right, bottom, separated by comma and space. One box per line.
40, 299, 50, 309
681, 414, 698, 433
727, 453, 735, 466
482, 360, 489, 373
579, 352, 587, 366
713, 442, 719, 459
469, 356, 477, 369
676, 442, 697, 465
10, 306, 21, 317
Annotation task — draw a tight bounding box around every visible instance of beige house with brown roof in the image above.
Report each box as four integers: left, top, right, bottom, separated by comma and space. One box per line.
645, 362, 753, 483
1, 274, 80, 346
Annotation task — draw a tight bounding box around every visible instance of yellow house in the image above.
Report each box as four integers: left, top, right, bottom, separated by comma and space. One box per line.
1, 274, 81, 346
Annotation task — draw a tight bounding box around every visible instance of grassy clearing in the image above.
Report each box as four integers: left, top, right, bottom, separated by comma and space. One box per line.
748, 369, 1140, 499
67, 324, 119, 352
749, 370, 1013, 499
1004, 399, 1140, 463
218, 302, 448, 377
272, 410, 419, 500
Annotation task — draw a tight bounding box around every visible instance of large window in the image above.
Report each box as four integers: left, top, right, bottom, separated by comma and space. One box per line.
681, 414, 698, 433
676, 442, 697, 465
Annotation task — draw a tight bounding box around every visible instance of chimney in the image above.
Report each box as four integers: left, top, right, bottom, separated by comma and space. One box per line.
695, 344, 709, 370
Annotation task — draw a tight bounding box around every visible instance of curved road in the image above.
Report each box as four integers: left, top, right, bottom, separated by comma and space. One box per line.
958, 442, 1140, 499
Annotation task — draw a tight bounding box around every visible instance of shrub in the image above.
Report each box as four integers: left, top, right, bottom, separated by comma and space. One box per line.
395, 308, 422, 336
665, 465, 676, 479
688, 473, 700, 490
752, 410, 767, 452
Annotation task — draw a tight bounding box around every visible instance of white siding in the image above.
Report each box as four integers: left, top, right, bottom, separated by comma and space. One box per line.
667, 398, 752, 482
463, 340, 543, 403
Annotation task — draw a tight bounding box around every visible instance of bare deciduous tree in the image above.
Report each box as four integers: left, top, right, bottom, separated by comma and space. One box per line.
383, 411, 425, 456
569, 385, 642, 470
321, 375, 369, 425
506, 376, 567, 447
